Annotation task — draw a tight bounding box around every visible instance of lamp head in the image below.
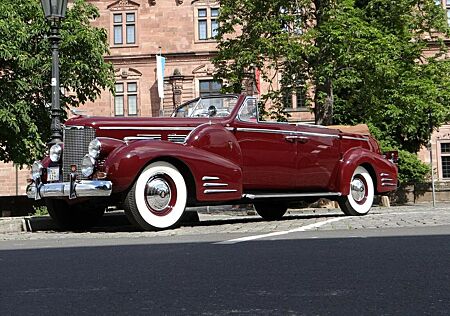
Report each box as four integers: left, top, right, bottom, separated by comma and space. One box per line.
41, 0, 68, 20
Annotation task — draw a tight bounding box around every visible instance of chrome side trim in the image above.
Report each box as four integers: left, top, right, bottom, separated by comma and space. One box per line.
124, 136, 160, 141
235, 127, 340, 139
99, 126, 195, 131
380, 173, 390, 177
243, 192, 342, 200
295, 122, 329, 129
202, 176, 220, 181
26, 180, 113, 199
204, 189, 238, 194
341, 136, 370, 142
137, 134, 162, 138
381, 178, 394, 182
381, 183, 397, 187
168, 134, 187, 143
203, 183, 228, 187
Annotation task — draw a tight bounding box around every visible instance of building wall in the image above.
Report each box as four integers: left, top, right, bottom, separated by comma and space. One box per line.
0, 163, 30, 197
78, 0, 223, 117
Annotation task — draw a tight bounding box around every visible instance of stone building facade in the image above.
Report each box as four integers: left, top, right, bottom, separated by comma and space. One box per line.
78, 0, 227, 117
1, 0, 450, 198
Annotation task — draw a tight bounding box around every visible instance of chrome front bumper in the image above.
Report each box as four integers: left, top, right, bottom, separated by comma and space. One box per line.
26, 180, 113, 200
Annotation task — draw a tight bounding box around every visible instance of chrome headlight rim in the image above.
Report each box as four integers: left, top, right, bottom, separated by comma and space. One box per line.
88, 138, 101, 159
81, 155, 95, 177
49, 143, 63, 162
31, 161, 44, 180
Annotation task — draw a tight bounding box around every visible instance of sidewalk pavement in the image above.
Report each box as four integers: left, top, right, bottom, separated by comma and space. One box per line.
1, 202, 448, 234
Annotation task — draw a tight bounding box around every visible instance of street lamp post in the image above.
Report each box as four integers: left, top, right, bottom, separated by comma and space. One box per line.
40, 0, 68, 146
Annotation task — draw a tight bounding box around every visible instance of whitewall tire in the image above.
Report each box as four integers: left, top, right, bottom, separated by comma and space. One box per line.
124, 161, 187, 230
338, 166, 374, 216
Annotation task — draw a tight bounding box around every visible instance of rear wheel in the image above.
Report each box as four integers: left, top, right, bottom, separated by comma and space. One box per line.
338, 166, 374, 216
254, 202, 288, 221
46, 199, 106, 230
123, 161, 187, 231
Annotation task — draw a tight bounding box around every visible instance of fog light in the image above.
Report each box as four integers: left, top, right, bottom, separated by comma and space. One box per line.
81, 155, 95, 177
31, 161, 44, 180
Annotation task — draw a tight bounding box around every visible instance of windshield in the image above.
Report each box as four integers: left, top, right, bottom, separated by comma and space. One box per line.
172, 96, 238, 118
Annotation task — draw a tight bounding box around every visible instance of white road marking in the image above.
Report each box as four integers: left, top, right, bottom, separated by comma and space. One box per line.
216, 217, 346, 244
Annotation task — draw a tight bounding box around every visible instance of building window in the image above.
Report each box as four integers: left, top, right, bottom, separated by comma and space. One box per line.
280, 5, 302, 35
447, 9, 450, 26
114, 83, 124, 115
282, 86, 307, 110
114, 82, 138, 116
112, 12, 136, 46
196, 7, 219, 41
199, 80, 222, 96
113, 14, 123, 45
441, 142, 450, 178
211, 8, 219, 38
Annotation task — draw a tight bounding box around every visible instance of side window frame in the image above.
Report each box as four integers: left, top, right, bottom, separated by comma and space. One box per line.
237, 97, 259, 123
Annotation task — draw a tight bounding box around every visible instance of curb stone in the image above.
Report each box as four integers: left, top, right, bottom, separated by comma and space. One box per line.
0, 217, 27, 233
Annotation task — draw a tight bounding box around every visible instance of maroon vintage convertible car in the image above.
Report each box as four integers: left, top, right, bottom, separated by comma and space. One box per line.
27, 94, 398, 230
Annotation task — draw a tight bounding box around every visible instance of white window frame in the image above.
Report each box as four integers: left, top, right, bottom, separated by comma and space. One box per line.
114, 81, 139, 116
194, 6, 220, 42
111, 10, 138, 47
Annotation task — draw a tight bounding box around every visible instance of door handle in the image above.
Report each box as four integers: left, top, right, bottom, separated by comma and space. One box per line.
285, 135, 297, 143
284, 135, 309, 143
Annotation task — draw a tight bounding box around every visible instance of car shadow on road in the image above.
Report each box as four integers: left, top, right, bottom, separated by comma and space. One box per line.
87, 211, 346, 233
27, 210, 346, 233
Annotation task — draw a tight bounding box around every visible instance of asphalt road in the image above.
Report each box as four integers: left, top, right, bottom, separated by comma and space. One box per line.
1, 226, 449, 315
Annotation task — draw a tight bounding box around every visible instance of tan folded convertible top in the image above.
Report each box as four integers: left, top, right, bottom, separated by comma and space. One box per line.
328, 124, 371, 136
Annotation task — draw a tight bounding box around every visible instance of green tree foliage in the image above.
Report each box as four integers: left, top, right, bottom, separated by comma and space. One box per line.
214, 0, 450, 183
0, 0, 114, 165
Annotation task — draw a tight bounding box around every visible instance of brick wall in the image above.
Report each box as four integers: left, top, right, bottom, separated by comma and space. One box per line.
0, 162, 30, 196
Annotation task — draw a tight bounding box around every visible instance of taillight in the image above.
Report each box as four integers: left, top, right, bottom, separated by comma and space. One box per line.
384, 151, 399, 164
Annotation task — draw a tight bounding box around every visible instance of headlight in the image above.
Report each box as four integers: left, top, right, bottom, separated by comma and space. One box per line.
31, 161, 43, 180
88, 138, 101, 159
49, 143, 62, 162
81, 155, 95, 177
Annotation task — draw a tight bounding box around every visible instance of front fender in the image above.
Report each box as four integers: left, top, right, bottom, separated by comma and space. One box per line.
186, 123, 242, 166
103, 140, 243, 202
337, 148, 398, 195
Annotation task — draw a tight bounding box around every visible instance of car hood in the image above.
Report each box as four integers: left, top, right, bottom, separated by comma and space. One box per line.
65, 115, 224, 130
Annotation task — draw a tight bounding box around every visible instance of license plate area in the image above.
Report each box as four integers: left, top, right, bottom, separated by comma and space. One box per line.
47, 167, 60, 182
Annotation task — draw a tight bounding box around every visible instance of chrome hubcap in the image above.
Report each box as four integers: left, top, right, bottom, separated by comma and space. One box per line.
351, 178, 366, 202
145, 177, 171, 212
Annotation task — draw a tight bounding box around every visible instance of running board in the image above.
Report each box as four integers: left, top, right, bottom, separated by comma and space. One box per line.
242, 192, 342, 200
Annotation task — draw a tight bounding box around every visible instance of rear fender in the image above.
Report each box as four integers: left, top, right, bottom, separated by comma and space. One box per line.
337, 148, 398, 195
103, 140, 243, 201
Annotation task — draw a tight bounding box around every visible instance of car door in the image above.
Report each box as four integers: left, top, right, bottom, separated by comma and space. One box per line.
294, 124, 341, 190
232, 99, 298, 190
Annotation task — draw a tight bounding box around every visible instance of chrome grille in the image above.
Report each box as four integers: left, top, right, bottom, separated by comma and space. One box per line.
62, 127, 95, 180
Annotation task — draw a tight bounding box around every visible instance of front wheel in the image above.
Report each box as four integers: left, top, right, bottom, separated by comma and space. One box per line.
338, 166, 374, 216
123, 161, 187, 231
